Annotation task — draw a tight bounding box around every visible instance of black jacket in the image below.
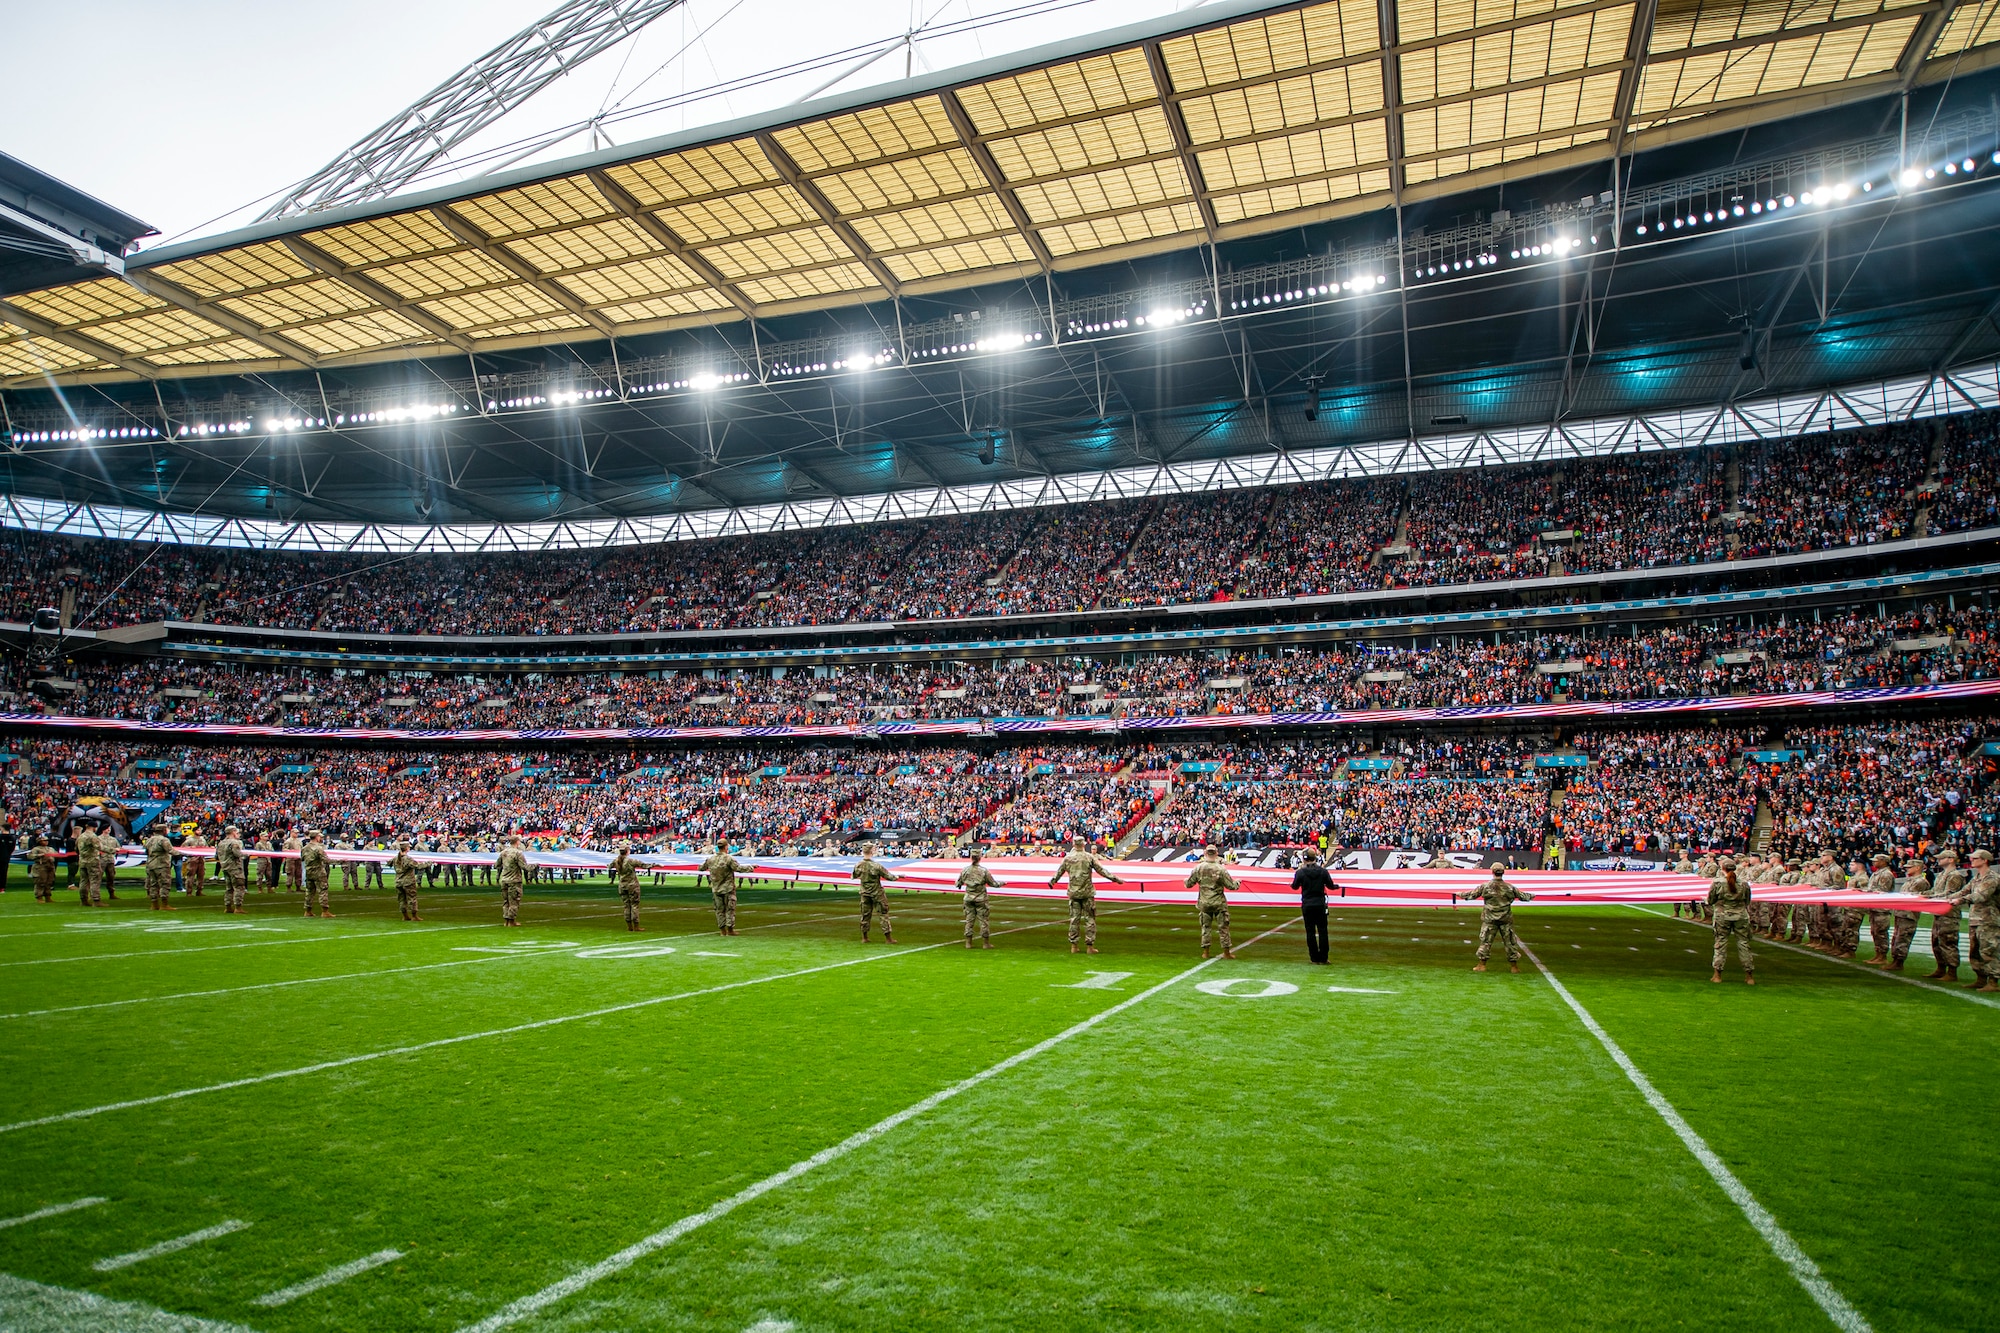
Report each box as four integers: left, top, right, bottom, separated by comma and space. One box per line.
1291, 863, 1333, 905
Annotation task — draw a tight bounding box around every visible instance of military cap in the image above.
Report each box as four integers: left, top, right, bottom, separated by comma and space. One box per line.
1905, 856, 1926, 869
1937, 849, 1960, 863
1488, 861, 1507, 872
1786, 857, 1802, 867
1973, 849, 1994, 863
1871, 853, 1892, 865
1719, 857, 1737, 870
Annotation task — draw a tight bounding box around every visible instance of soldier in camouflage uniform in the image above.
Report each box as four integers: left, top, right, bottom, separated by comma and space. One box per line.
98, 827, 119, 901
301, 831, 333, 917
852, 843, 897, 943
217, 826, 247, 913
1960, 848, 2000, 992
1806, 851, 1839, 950
1782, 858, 1811, 942
1671, 850, 1698, 917
700, 843, 741, 936
957, 847, 997, 948
1864, 853, 1897, 966
1185, 845, 1238, 959
1887, 855, 1927, 971
1046, 835, 1124, 955
143, 827, 175, 910
283, 829, 304, 893
29, 835, 56, 903
1466, 862, 1533, 972
339, 839, 360, 891
1739, 853, 1767, 935
611, 842, 644, 931
255, 832, 276, 894
1925, 849, 1965, 979
392, 841, 424, 921
75, 827, 102, 907
494, 835, 530, 927
1708, 856, 1755, 983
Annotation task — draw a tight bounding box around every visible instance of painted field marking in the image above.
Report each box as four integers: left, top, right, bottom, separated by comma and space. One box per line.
0, 953, 539, 1021
1057, 971, 1135, 990
0, 906, 1129, 1136
458, 917, 1289, 1332
92, 1219, 251, 1272
0, 1272, 258, 1333
1195, 978, 1298, 998
0, 1197, 106, 1230
1326, 986, 1396, 995
690, 951, 738, 957
1627, 905, 2000, 1012
575, 944, 679, 959
253, 1248, 403, 1307
1522, 943, 1870, 1332
0, 920, 507, 968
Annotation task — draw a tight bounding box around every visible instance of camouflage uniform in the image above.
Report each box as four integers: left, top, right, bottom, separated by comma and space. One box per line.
255, 835, 276, 893
75, 829, 102, 906
98, 832, 119, 901
1865, 859, 1897, 964
495, 842, 530, 925
957, 860, 997, 946
217, 833, 247, 911
29, 839, 55, 902
854, 854, 895, 941
392, 848, 423, 920
700, 850, 741, 934
339, 841, 360, 890
1185, 858, 1237, 955
1962, 858, 2000, 990
1466, 871, 1533, 967
283, 832, 304, 891
1709, 868, 1755, 976
1888, 860, 1926, 969
301, 837, 331, 916
1052, 847, 1120, 950
611, 849, 643, 929
1928, 855, 1966, 977
143, 832, 174, 908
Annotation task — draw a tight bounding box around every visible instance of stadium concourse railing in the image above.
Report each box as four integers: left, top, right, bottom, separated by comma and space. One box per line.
3, 679, 1997, 745
76, 556, 2000, 672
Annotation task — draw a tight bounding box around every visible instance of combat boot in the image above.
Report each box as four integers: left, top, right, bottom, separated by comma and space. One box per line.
1710, 969, 1723, 983
1744, 972, 1756, 985
1508, 962, 1519, 973
1472, 962, 1487, 973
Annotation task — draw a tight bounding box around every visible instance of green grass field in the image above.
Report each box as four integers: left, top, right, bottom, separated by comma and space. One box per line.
0, 875, 1993, 1332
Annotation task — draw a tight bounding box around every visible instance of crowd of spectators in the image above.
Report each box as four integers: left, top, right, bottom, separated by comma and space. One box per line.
1557, 728, 1760, 856
12, 601, 1998, 732
1760, 719, 1994, 858
10, 410, 1996, 638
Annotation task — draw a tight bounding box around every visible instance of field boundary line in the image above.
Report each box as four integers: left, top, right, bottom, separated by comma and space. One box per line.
0, 1272, 259, 1332
0, 919, 508, 968
458, 919, 1291, 1333
0, 910, 859, 1020
1627, 905, 2000, 1012
1522, 942, 1870, 1333
0, 904, 1149, 1136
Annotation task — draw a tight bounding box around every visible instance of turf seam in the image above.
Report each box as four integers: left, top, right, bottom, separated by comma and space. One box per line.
1521, 942, 1871, 1333
1626, 905, 2000, 1012
455, 918, 1292, 1333
0, 905, 1156, 1136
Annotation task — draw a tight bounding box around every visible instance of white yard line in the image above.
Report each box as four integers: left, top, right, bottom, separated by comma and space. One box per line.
1522, 942, 1870, 1333
459, 918, 1289, 1333
92, 1220, 251, 1273
0, 1272, 258, 1333
253, 1249, 403, 1307
1626, 905, 2000, 1012
0, 920, 504, 968
0, 1197, 107, 1230
0, 906, 1127, 1136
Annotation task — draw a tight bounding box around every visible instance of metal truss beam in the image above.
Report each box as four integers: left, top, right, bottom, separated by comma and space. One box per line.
261, 0, 687, 220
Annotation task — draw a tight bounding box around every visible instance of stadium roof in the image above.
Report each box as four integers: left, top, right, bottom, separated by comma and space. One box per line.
4, 0, 1997, 385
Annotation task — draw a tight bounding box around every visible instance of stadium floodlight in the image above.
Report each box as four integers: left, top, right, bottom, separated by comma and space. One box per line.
1901, 168, 1921, 187
1966, 158, 1977, 171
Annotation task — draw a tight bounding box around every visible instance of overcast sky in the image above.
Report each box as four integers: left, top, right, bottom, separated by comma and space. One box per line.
1, 0, 1197, 249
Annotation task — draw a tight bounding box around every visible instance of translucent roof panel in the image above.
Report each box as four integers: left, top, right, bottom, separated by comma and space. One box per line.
3, 0, 1975, 385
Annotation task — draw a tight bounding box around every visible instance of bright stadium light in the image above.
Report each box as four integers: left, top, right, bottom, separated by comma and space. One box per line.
1901, 168, 1921, 187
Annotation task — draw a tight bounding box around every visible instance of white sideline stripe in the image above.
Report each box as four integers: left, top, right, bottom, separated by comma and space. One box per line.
0, 1272, 258, 1333
1627, 906, 2000, 1012
1522, 943, 1869, 1332
0, 919, 504, 968
0, 909, 833, 1019
92, 1220, 251, 1272
0, 1197, 107, 1230
0, 905, 1137, 1136
253, 1248, 403, 1307
458, 919, 1291, 1333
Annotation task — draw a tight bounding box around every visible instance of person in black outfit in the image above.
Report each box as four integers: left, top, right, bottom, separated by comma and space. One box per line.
1292, 849, 1333, 964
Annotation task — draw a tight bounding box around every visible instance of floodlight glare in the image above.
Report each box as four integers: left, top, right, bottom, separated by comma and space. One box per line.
1901, 168, 1921, 187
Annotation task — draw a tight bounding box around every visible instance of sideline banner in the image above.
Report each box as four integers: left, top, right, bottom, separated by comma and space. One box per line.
2, 678, 1997, 744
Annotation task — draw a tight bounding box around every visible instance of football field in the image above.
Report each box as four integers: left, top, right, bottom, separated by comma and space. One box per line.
0, 878, 1992, 1332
